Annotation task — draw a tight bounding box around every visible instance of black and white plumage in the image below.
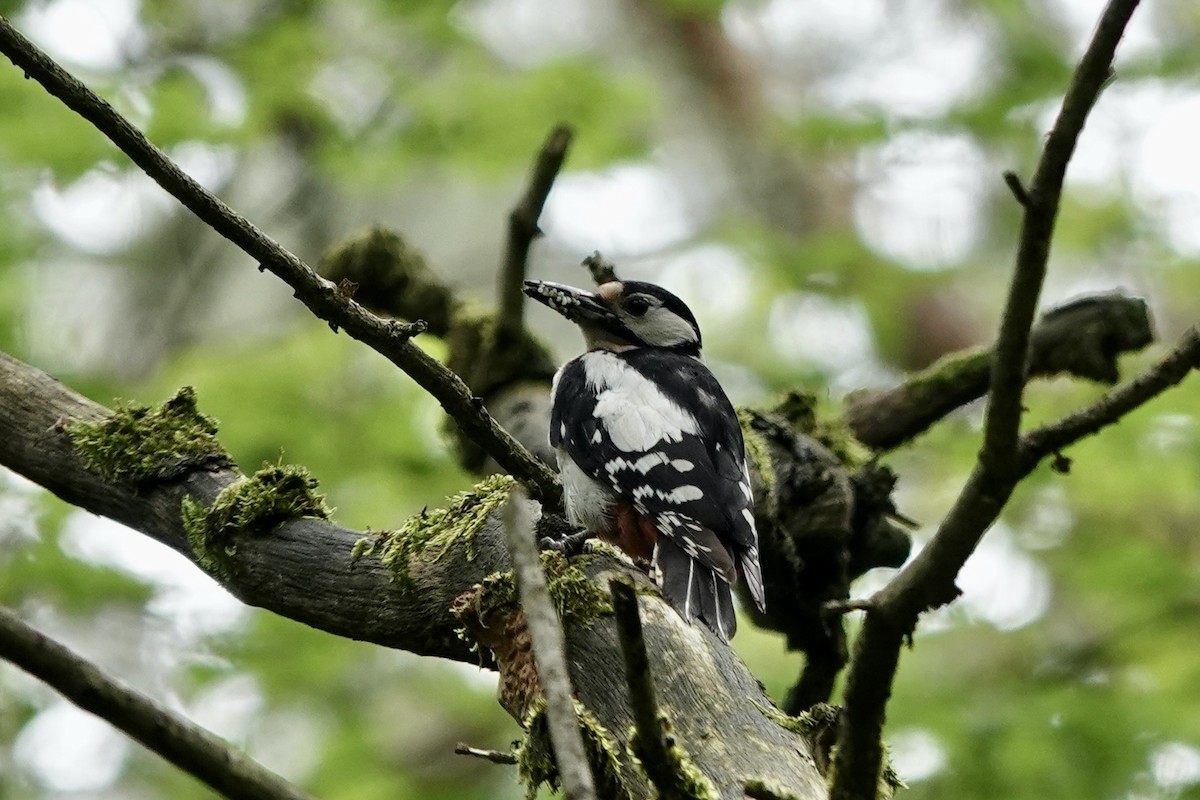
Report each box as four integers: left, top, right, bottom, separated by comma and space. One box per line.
523, 278, 766, 640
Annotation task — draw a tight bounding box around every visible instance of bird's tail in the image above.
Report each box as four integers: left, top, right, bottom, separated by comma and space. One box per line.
654, 536, 737, 641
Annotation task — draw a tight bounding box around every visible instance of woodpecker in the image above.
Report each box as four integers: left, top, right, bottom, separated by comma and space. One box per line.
523, 277, 766, 640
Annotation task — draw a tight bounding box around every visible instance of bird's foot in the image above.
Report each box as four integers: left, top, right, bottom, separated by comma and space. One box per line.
539, 526, 593, 557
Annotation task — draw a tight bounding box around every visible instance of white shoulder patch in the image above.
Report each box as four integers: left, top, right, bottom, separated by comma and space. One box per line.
582, 352, 699, 452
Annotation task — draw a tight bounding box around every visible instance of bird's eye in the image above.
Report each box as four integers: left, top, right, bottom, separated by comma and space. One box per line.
625, 296, 652, 317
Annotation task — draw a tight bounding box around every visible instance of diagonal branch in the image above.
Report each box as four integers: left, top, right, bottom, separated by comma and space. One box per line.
983, 5, 1133, 466
830, 2, 1144, 798
0, 15, 560, 507
497, 125, 573, 339
0, 606, 314, 800
1019, 326, 1200, 469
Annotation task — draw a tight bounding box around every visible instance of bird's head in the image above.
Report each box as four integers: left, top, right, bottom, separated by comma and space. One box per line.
523, 279, 702, 356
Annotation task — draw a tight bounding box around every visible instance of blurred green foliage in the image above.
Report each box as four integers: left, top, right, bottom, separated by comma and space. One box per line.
1, 0, 1199, 798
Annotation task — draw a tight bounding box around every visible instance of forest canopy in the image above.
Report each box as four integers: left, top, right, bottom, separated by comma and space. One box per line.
1, 0, 1199, 799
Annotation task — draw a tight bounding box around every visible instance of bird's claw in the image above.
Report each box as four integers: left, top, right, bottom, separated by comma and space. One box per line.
539, 527, 593, 557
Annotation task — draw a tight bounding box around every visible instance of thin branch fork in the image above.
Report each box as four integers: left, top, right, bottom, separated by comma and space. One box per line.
0, 15, 561, 507
0, 606, 314, 800
983, 2, 1138, 466
497, 125, 573, 339
830, 2, 1145, 798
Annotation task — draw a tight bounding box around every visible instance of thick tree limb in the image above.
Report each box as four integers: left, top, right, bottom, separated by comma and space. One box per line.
831, 3, 1145, 798
0, 351, 509, 663
0, 606, 314, 800
0, 349, 829, 798
502, 491, 597, 800
497, 125, 573, 339
0, 15, 560, 507
845, 293, 1154, 450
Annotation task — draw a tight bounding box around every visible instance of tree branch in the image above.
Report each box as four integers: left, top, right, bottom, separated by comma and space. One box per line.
498, 125, 573, 339
982, 6, 1130, 467
611, 579, 677, 797
0, 606, 313, 800
582, 251, 620, 285
0, 15, 560, 507
0, 349, 832, 797
455, 743, 519, 765
831, 3, 1144, 798
1019, 326, 1200, 469
503, 491, 596, 800
0, 350, 510, 663
845, 292, 1155, 450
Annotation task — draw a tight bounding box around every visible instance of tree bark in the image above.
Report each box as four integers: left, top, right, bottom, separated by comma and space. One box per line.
0, 349, 831, 799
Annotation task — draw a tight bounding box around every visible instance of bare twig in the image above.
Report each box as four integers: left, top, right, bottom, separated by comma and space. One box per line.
823, 598, 876, 618
455, 743, 519, 765
1019, 326, 1200, 469
498, 125, 573, 339
831, 3, 1144, 798
0, 606, 314, 800
502, 490, 596, 800
0, 16, 560, 507
1003, 170, 1031, 207
582, 251, 620, 285
982, 5, 1134, 467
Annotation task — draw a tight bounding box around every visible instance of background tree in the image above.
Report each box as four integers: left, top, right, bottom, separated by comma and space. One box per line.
1, 0, 1199, 799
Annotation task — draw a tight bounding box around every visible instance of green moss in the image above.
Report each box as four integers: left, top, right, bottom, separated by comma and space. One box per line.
359, 474, 515, 588
910, 345, 990, 390
182, 464, 331, 578
772, 390, 871, 468
517, 698, 632, 800
467, 550, 614, 630
737, 408, 777, 494
628, 713, 719, 800
67, 386, 231, 486
754, 700, 832, 737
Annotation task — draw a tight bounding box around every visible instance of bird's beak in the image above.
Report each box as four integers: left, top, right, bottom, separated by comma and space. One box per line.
522, 280, 617, 326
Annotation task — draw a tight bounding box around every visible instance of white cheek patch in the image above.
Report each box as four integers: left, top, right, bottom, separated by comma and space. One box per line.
582, 352, 699, 452
628, 307, 698, 348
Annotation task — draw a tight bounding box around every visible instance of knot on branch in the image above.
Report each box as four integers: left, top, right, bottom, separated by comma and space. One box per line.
1029, 292, 1154, 383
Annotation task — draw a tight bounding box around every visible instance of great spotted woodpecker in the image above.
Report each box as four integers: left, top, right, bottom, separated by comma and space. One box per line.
522, 278, 766, 640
